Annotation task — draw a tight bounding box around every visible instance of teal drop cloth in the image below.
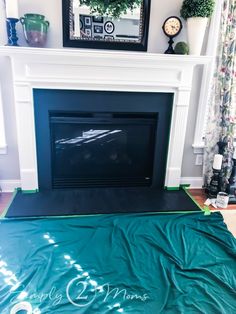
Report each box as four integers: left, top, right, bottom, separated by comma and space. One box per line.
0, 212, 235, 313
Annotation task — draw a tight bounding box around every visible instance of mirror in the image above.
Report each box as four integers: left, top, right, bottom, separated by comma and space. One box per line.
62, 0, 151, 51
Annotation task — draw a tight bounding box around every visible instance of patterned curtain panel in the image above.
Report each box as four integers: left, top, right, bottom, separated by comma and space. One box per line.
204, 0, 236, 188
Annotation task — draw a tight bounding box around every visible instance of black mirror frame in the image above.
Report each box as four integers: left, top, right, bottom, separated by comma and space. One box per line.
62, 0, 151, 51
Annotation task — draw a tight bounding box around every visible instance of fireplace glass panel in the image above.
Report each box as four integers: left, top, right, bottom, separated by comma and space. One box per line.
50, 113, 157, 188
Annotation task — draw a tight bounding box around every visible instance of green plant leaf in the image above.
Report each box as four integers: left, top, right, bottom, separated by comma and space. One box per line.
180, 0, 215, 20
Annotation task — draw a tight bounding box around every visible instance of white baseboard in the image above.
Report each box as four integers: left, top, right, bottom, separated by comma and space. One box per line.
180, 177, 203, 188
0, 180, 21, 192
0, 177, 203, 192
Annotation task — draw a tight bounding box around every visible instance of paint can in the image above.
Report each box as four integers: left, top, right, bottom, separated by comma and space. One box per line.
216, 192, 229, 208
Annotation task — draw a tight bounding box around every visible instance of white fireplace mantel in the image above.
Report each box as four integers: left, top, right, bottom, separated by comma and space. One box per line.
0, 46, 212, 190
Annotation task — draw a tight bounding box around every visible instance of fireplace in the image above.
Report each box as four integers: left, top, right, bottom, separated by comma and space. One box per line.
34, 89, 173, 190
0, 47, 210, 190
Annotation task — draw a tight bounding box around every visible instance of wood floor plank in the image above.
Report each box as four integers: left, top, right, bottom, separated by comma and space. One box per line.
188, 189, 236, 210
0, 193, 13, 215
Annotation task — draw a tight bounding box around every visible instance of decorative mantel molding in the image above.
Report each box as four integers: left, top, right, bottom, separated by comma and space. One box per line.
0, 46, 211, 62
0, 46, 212, 190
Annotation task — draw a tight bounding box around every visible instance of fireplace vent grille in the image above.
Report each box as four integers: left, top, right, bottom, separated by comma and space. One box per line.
52, 177, 151, 189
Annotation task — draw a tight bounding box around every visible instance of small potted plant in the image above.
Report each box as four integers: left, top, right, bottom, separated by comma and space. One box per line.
180, 0, 215, 55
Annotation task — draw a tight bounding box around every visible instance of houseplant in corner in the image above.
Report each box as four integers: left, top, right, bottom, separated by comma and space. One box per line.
180, 0, 215, 55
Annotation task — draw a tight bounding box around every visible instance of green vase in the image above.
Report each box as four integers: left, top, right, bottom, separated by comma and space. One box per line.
20, 14, 49, 47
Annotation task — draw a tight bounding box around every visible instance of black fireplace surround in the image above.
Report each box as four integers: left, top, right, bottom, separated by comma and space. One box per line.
34, 89, 173, 190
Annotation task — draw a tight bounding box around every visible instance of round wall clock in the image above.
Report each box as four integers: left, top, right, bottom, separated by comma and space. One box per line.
162, 16, 182, 54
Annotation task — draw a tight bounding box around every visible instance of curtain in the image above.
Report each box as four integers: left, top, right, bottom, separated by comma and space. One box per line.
204, 0, 236, 188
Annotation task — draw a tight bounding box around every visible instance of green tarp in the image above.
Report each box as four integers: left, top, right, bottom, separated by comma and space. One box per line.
0, 212, 235, 313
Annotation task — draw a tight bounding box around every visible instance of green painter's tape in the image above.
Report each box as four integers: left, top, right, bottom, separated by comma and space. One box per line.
165, 187, 180, 191
203, 206, 211, 215
22, 189, 39, 194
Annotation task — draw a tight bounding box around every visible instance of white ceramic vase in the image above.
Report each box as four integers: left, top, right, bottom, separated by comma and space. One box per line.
186, 17, 208, 55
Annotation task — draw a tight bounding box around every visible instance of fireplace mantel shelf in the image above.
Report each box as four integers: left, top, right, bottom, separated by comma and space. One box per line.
0, 45, 212, 190
0, 46, 212, 66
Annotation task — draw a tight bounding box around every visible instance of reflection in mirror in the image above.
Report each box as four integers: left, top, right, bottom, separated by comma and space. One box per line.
72, 0, 141, 43
62, 0, 150, 51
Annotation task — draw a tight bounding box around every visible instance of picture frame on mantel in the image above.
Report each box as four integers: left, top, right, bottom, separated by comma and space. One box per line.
62, 0, 151, 51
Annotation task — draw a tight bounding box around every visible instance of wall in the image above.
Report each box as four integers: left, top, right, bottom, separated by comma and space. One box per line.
0, 0, 205, 187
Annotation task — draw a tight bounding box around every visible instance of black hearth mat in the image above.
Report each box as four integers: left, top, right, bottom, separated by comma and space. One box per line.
5, 187, 201, 218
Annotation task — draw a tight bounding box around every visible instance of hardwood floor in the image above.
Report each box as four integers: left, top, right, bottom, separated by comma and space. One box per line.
188, 189, 236, 237
0, 193, 12, 216
188, 189, 236, 210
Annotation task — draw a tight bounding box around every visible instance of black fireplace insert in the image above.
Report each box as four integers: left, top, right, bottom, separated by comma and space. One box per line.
34, 89, 173, 189
50, 112, 157, 188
